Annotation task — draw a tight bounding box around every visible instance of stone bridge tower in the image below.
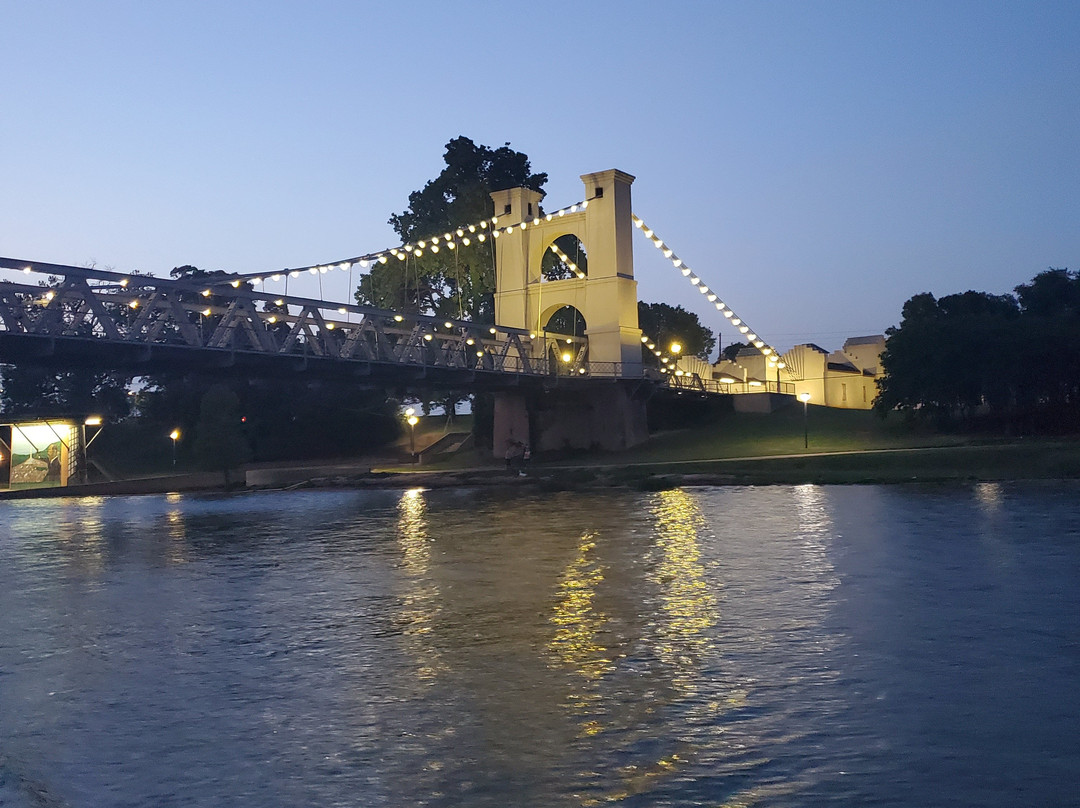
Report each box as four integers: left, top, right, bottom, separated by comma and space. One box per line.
489, 169, 649, 455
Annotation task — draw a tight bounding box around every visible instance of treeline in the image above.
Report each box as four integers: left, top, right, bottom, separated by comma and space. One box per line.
876, 268, 1080, 432
0, 363, 401, 474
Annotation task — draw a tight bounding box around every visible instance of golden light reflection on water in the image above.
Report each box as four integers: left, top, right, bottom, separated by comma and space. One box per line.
395, 488, 445, 681
570, 489, 723, 802
547, 531, 611, 735
164, 493, 191, 564
975, 481, 1004, 509
649, 489, 719, 695
791, 484, 840, 601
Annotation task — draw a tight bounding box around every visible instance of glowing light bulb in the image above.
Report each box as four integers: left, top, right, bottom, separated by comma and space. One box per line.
681, 267, 691, 276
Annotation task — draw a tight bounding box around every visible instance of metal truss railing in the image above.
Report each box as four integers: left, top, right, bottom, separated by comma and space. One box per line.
0, 257, 637, 383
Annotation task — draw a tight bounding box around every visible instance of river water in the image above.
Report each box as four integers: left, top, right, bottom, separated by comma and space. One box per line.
0, 482, 1077, 807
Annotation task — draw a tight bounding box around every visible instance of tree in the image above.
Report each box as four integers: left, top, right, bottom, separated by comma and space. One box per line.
637, 302, 716, 364
193, 383, 252, 487
1014, 268, 1080, 420
875, 289, 1023, 423
720, 342, 751, 362
356, 136, 547, 322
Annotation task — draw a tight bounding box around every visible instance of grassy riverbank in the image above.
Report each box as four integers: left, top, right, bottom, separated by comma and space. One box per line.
420, 406, 1080, 486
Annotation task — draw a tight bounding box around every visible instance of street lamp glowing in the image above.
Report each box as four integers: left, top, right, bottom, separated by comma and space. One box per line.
670, 342, 682, 355
169, 429, 180, 467
406, 414, 419, 463
799, 392, 811, 449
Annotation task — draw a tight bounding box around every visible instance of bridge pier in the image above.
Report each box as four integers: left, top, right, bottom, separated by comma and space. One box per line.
493, 383, 648, 456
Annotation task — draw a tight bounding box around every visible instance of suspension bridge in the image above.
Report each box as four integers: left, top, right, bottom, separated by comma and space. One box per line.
0, 169, 788, 451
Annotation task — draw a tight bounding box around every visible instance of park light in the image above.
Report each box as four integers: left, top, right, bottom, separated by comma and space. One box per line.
84, 415, 102, 426
406, 414, 419, 463
670, 342, 682, 354
799, 392, 811, 448
169, 428, 180, 468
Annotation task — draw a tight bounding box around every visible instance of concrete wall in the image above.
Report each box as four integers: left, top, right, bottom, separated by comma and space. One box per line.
493, 384, 649, 455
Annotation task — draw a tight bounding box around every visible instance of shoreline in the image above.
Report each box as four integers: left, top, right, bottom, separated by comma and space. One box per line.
3, 441, 1078, 500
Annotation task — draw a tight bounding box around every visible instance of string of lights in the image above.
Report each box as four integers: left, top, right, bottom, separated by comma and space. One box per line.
220, 200, 593, 291
631, 214, 780, 362
547, 243, 587, 279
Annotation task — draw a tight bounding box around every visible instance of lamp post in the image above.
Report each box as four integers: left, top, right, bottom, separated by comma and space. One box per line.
799, 392, 811, 449
82, 415, 103, 484
169, 429, 180, 467
670, 342, 682, 384
407, 415, 419, 463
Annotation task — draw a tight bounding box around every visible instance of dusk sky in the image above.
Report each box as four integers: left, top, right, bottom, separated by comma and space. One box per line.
3, 1, 1077, 353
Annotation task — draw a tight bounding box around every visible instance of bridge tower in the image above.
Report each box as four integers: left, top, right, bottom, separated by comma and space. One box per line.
490, 169, 649, 455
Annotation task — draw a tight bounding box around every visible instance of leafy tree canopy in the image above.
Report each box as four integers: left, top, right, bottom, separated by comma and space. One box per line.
876, 269, 1080, 431
357, 136, 547, 322
637, 302, 716, 363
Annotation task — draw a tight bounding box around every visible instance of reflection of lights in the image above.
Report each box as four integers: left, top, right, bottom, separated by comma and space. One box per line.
650, 489, 718, 694
395, 488, 445, 681
548, 532, 610, 736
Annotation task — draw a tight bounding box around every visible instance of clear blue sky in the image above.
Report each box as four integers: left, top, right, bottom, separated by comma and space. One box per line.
3, 1, 1077, 352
